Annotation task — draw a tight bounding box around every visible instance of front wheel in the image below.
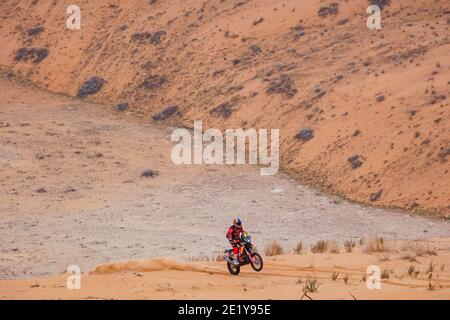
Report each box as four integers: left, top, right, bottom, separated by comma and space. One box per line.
250, 253, 263, 272
227, 262, 240, 275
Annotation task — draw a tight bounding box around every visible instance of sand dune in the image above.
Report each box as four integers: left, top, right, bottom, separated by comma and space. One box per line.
0, 0, 448, 214
2, 238, 450, 300
0, 0, 449, 301
1, 78, 449, 281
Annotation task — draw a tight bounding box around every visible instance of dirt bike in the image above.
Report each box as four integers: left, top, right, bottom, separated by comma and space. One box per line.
223, 232, 263, 275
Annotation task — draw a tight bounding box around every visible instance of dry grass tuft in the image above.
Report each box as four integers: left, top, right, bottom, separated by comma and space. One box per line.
343, 239, 356, 252
407, 265, 419, 277
427, 273, 440, 291
363, 236, 388, 253
343, 274, 350, 285
331, 271, 339, 281
381, 269, 392, 279
404, 240, 438, 257
361, 274, 367, 282
427, 261, 437, 274
303, 276, 319, 293
265, 240, 284, 256
294, 241, 303, 254
327, 240, 340, 253
311, 240, 328, 253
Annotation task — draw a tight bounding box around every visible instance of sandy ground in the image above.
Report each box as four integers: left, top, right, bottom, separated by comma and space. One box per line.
1, 0, 449, 301
1, 239, 450, 300
1, 79, 450, 284
0, 0, 448, 214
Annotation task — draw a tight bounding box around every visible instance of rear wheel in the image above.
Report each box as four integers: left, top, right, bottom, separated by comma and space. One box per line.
227, 262, 240, 275
250, 253, 263, 272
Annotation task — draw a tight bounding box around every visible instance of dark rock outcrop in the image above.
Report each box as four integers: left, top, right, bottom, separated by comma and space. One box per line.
77, 77, 106, 98
296, 128, 315, 141
152, 106, 178, 121
14, 47, 48, 64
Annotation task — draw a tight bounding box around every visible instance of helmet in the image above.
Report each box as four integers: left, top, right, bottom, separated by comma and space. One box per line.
233, 217, 242, 226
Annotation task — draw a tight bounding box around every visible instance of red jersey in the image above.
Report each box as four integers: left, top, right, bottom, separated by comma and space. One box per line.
226, 225, 245, 242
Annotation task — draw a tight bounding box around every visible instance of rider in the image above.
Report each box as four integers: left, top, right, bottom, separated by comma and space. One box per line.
226, 218, 245, 265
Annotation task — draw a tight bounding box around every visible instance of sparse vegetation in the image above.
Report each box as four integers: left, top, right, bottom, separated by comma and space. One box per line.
427, 272, 440, 291
344, 239, 356, 252
311, 240, 327, 253
405, 240, 438, 257
303, 276, 319, 293
363, 236, 387, 253
331, 271, 339, 281
401, 253, 417, 262
428, 279, 436, 291
407, 265, 419, 277
361, 274, 367, 282
427, 261, 437, 274
265, 240, 284, 256
343, 274, 349, 285
327, 240, 340, 253
294, 241, 303, 254
381, 269, 392, 279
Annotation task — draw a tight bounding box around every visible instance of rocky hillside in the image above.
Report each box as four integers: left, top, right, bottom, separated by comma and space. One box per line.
0, 0, 449, 216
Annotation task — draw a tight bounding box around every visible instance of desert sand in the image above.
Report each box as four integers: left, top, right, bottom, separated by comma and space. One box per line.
1, 238, 450, 300
0, 0, 448, 214
1, 77, 449, 277
0, 76, 449, 300
0, 0, 449, 300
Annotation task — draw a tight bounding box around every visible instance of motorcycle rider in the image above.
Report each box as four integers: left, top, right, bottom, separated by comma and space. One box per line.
226, 218, 245, 265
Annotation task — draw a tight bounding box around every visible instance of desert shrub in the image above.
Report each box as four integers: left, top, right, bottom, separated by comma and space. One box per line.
265, 240, 284, 256
407, 265, 419, 278
303, 276, 319, 293
381, 269, 392, 279
328, 240, 340, 254
294, 241, 303, 254
427, 261, 437, 274
343, 274, 350, 285
361, 274, 367, 282
331, 271, 339, 281
401, 253, 417, 262
405, 240, 437, 257
311, 240, 328, 253
428, 279, 436, 291
344, 239, 356, 252
363, 236, 387, 253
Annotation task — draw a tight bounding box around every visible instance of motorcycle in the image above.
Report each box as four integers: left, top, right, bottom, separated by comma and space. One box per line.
223, 232, 263, 275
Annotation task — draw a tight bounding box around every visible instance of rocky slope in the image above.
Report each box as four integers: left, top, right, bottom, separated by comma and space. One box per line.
0, 0, 449, 215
